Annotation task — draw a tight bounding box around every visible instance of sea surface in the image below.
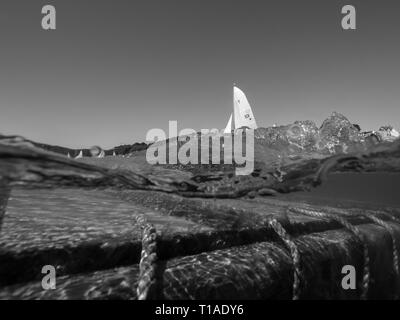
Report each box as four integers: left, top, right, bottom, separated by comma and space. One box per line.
279, 172, 400, 209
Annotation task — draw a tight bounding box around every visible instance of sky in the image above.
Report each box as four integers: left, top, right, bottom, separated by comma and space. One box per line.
0, 0, 399, 148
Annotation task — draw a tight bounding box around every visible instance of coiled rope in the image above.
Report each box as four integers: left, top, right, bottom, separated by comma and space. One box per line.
289, 207, 370, 300
134, 214, 161, 300
267, 218, 302, 300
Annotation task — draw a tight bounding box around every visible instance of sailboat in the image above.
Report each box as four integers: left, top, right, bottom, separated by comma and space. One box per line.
75, 150, 83, 159
224, 85, 257, 133
97, 150, 105, 158
112, 150, 116, 156
67, 152, 71, 158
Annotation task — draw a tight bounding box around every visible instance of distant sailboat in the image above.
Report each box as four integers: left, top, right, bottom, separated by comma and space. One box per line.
112, 150, 116, 156
97, 150, 105, 158
75, 150, 83, 159
223, 85, 257, 133
67, 152, 71, 158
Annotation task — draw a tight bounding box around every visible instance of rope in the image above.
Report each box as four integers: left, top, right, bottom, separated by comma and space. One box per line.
268, 218, 302, 300
289, 207, 370, 300
372, 209, 400, 225
0, 182, 11, 232
135, 214, 161, 300
305, 206, 400, 299
364, 214, 399, 299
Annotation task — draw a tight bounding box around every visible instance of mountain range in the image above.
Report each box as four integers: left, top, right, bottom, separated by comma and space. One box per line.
3, 112, 398, 165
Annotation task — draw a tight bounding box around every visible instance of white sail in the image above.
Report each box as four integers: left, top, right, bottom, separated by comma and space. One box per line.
223, 114, 233, 133
97, 150, 105, 158
113, 150, 116, 156
233, 86, 257, 130
67, 152, 71, 158
75, 150, 83, 159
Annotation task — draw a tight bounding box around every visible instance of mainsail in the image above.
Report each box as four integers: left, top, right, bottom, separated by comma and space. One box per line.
223, 86, 257, 132
233, 86, 257, 130
75, 150, 83, 159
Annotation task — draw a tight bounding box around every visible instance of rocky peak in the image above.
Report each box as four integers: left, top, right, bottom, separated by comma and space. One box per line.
316, 112, 362, 153
255, 112, 399, 159
377, 125, 400, 142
